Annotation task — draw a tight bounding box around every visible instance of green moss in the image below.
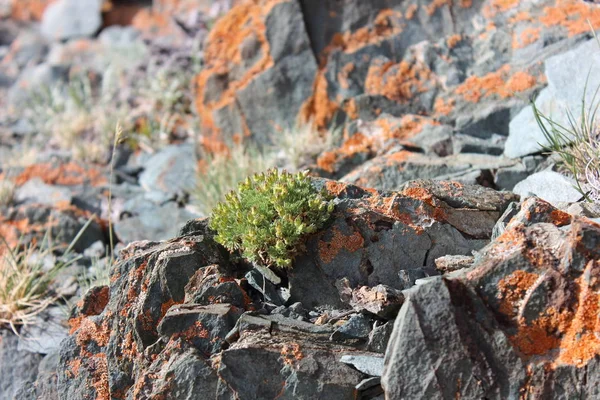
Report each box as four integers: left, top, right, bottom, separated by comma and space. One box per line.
209, 169, 334, 268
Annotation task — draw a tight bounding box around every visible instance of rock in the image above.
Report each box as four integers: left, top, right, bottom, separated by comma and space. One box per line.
453, 133, 505, 156
494, 162, 529, 190
157, 303, 242, 356
114, 201, 199, 243
288, 179, 516, 308
506, 38, 600, 158
0, 332, 43, 399
349, 285, 404, 319
367, 321, 394, 353
14, 350, 59, 400
40, 0, 102, 41
14, 177, 72, 206
245, 269, 287, 305
0, 203, 105, 252
196, 0, 318, 146
340, 354, 385, 377
17, 307, 69, 355
382, 196, 600, 398
513, 170, 583, 206
331, 314, 373, 341
434, 254, 475, 273
139, 144, 197, 195
8, 63, 69, 107
504, 87, 567, 159
341, 152, 517, 191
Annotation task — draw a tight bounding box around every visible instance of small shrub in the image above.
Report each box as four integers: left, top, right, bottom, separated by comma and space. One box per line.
193, 123, 339, 216
209, 169, 334, 268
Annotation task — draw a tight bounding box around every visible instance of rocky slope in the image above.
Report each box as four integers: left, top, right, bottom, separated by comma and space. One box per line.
2, 0, 600, 399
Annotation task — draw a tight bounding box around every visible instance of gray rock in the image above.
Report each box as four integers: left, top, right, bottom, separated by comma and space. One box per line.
513, 170, 583, 206
158, 303, 242, 355
452, 133, 505, 155
340, 354, 384, 377
494, 162, 529, 190
17, 307, 69, 355
114, 201, 199, 243
367, 321, 394, 354
14, 350, 59, 400
245, 269, 287, 306
41, 0, 103, 41
8, 63, 69, 106
331, 314, 373, 341
15, 178, 72, 206
98, 26, 142, 48
434, 255, 475, 273
349, 285, 404, 319
506, 39, 600, 159
0, 332, 43, 399
139, 144, 197, 195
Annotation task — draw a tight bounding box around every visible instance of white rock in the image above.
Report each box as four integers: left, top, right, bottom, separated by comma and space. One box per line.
41, 0, 102, 42
513, 170, 583, 206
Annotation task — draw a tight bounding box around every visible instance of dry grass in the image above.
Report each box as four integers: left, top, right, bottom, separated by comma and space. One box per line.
0, 179, 15, 207
192, 123, 340, 216
533, 82, 600, 202
0, 220, 91, 332
23, 54, 202, 163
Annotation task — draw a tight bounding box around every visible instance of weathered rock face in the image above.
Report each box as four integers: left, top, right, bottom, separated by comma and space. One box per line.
289, 179, 517, 307
195, 0, 318, 148
54, 179, 516, 399
196, 0, 599, 188
382, 197, 600, 399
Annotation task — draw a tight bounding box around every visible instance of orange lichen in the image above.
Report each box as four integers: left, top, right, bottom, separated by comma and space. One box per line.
406, 4, 418, 19
425, 0, 451, 16
338, 62, 355, 90
299, 72, 340, 130
497, 270, 541, 318
90, 354, 110, 400
513, 27, 540, 49
67, 359, 82, 378
14, 162, 107, 187
177, 321, 210, 341
323, 9, 403, 55
540, 0, 600, 37
196, 0, 282, 145
483, 0, 520, 18
325, 181, 349, 197
446, 34, 462, 49
318, 226, 365, 264
433, 97, 455, 116
280, 342, 304, 366
344, 98, 359, 120
455, 65, 538, 103
365, 59, 435, 103
9, 0, 55, 21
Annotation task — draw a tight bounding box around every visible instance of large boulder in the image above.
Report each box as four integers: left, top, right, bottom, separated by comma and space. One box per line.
382, 197, 600, 399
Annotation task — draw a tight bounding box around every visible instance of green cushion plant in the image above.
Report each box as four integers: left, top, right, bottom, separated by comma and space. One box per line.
209, 169, 335, 269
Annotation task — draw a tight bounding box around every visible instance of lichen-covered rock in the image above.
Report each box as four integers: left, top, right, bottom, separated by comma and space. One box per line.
195, 0, 318, 148
382, 197, 600, 399
288, 179, 517, 307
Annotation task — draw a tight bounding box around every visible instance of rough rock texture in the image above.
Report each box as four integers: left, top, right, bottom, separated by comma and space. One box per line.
289, 179, 517, 307
382, 196, 600, 399
54, 179, 517, 399
195, 0, 600, 189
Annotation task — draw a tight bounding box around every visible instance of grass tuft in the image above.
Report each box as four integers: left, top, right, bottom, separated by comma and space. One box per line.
533, 75, 600, 202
